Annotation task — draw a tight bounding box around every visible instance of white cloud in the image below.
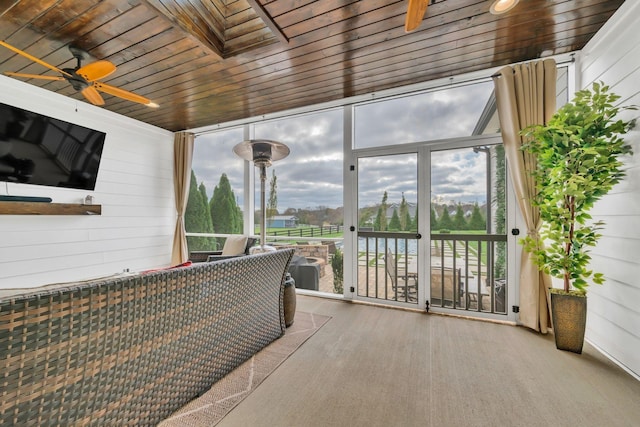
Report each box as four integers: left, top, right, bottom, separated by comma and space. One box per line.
192, 86, 496, 212
354, 82, 494, 147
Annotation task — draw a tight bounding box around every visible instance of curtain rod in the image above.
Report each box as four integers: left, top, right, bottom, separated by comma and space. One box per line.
491, 54, 576, 78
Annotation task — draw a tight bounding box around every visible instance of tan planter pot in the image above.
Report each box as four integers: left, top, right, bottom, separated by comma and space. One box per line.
550, 292, 587, 354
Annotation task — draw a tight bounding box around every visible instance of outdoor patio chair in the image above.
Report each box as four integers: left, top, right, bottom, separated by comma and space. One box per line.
430, 266, 463, 307
468, 278, 505, 312
385, 250, 418, 302
207, 236, 256, 261
189, 236, 256, 262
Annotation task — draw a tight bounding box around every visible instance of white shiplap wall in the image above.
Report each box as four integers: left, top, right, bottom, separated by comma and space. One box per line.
0, 75, 175, 289
578, 0, 640, 378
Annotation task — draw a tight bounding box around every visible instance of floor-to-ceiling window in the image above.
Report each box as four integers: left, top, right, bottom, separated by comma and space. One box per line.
186, 62, 570, 318
253, 109, 344, 295
187, 109, 345, 295
186, 127, 245, 252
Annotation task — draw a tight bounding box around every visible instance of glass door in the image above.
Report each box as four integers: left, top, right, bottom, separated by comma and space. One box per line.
356, 153, 421, 306
352, 142, 509, 318
429, 144, 508, 316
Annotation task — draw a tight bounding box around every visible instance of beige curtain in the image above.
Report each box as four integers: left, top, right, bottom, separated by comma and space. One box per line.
171, 132, 195, 265
492, 59, 556, 333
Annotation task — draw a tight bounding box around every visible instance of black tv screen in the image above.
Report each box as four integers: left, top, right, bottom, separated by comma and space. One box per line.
0, 102, 105, 190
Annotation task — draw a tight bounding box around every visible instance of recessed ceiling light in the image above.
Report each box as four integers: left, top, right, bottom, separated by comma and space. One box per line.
490, 0, 520, 15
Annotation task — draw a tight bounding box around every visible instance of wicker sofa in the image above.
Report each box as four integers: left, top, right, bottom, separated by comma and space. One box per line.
0, 249, 294, 427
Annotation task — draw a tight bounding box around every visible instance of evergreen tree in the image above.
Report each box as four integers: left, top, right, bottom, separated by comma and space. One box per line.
184, 171, 202, 233
453, 203, 467, 230
198, 182, 208, 206
403, 210, 412, 232
430, 206, 438, 230
410, 205, 418, 231
468, 202, 486, 230
494, 145, 506, 235
267, 169, 278, 227
236, 205, 244, 233
374, 206, 385, 231
198, 182, 215, 238
494, 145, 507, 278
388, 208, 401, 231
331, 248, 344, 294
438, 205, 454, 230
185, 171, 215, 251
374, 191, 388, 231
399, 193, 409, 230
210, 173, 242, 246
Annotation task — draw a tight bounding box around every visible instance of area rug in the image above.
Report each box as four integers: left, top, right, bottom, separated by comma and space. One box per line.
159, 311, 331, 427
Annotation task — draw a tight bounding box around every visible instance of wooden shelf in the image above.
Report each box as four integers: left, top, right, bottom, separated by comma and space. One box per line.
0, 202, 102, 215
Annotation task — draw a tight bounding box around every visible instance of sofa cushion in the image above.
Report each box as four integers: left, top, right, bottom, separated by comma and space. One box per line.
222, 235, 249, 256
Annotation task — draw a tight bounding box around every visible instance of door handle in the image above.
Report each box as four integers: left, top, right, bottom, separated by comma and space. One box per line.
416, 233, 422, 239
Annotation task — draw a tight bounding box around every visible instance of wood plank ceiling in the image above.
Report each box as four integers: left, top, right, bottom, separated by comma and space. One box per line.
0, 0, 625, 132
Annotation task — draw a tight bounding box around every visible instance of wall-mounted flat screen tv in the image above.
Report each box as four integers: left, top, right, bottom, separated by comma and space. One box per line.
0, 102, 105, 190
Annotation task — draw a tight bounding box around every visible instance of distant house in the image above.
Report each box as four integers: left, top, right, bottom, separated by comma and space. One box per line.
267, 215, 297, 228
385, 202, 417, 219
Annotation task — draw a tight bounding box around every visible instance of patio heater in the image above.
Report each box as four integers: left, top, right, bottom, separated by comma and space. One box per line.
233, 139, 290, 253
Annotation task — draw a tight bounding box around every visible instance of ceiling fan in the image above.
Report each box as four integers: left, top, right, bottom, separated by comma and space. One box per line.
405, 0, 430, 33
405, 0, 520, 32
0, 40, 158, 108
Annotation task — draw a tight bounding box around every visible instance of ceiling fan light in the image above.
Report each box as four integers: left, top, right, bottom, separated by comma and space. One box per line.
490, 0, 519, 15
146, 102, 159, 108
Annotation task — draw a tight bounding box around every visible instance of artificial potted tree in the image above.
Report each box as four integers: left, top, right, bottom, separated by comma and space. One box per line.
521, 82, 635, 353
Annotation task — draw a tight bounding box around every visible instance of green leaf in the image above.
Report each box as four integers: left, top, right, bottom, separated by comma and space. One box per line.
518, 82, 635, 293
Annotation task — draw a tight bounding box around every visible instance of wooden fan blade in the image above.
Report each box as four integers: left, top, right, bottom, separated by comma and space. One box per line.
405, 0, 429, 33
4, 71, 65, 81
77, 60, 116, 82
94, 81, 155, 106
81, 86, 105, 106
0, 40, 72, 78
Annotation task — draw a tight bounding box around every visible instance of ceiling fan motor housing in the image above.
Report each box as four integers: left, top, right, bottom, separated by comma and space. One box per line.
61, 69, 90, 91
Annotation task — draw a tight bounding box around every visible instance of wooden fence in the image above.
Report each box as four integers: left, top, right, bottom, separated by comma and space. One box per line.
268, 225, 343, 237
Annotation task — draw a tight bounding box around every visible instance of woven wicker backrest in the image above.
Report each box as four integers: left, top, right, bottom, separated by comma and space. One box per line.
0, 249, 294, 426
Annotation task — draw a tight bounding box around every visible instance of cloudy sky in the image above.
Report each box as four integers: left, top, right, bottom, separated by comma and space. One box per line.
191, 81, 496, 211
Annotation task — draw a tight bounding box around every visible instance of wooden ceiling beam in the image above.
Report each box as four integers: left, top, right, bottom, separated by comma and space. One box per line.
141, 0, 224, 60
245, 0, 289, 45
